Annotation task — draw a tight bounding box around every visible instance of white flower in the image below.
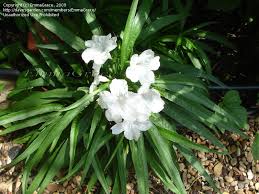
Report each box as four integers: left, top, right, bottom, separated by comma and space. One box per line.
81, 34, 117, 76
126, 49, 160, 88
111, 120, 152, 140
98, 79, 164, 141
89, 75, 109, 93
138, 88, 164, 113
98, 79, 135, 123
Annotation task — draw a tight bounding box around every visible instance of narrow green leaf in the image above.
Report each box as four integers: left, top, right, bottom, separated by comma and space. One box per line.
116, 144, 127, 194
92, 156, 110, 194
252, 132, 259, 161
163, 102, 224, 148
0, 112, 60, 135
148, 127, 187, 194
38, 141, 68, 194
130, 136, 149, 194
69, 116, 80, 172
87, 106, 103, 149
139, 14, 186, 41
0, 104, 63, 126
12, 0, 84, 51
177, 145, 220, 193
147, 153, 179, 193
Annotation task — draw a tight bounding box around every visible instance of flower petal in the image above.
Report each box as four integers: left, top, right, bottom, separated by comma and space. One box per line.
111, 122, 124, 135
110, 79, 128, 97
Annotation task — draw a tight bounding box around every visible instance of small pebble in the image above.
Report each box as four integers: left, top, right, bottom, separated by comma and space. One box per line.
255, 182, 259, 191
236, 190, 245, 194
256, 164, 259, 173
214, 163, 223, 177
246, 152, 253, 163
247, 169, 254, 180
224, 176, 234, 183
230, 158, 237, 166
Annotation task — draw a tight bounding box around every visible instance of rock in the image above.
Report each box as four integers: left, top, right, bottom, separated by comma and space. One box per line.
229, 145, 237, 154
179, 163, 185, 171
230, 181, 238, 187
238, 182, 245, 189
224, 176, 234, 183
214, 163, 223, 177
230, 158, 237, 166
247, 169, 254, 180
198, 152, 205, 159
222, 192, 229, 194
255, 182, 259, 191
236, 190, 245, 194
256, 164, 259, 173
47, 184, 62, 192
73, 176, 81, 186
246, 152, 253, 163
236, 147, 241, 156
8, 146, 21, 160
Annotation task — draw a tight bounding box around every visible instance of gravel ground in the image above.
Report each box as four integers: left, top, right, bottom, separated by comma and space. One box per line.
0, 80, 258, 194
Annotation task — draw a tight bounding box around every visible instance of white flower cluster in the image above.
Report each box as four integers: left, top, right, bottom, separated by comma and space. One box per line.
82, 34, 164, 140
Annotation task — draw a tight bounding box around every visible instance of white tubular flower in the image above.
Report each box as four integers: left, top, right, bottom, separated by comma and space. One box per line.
81, 34, 117, 76
138, 88, 165, 113
111, 120, 152, 140
126, 49, 160, 88
98, 79, 135, 123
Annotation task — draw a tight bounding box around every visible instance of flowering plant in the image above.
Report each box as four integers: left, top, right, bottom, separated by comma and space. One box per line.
0, 0, 247, 194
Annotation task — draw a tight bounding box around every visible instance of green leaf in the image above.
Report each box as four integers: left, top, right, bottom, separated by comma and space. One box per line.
220, 90, 248, 129
194, 30, 235, 49
87, 106, 103, 149
163, 102, 225, 148
120, 0, 153, 68
130, 136, 149, 194
0, 112, 60, 135
147, 153, 179, 193
8, 78, 50, 98
112, 172, 120, 194
25, 142, 63, 194
78, 0, 103, 35
157, 126, 224, 154
252, 132, 259, 161
159, 56, 224, 86
148, 127, 187, 194
139, 14, 186, 42
12, 0, 84, 51
0, 104, 63, 126
157, 84, 244, 130
150, 113, 176, 131
92, 156, 110, 194
156, 73, 207, 91
61, 83, 108, 111
177, 145, 220, 193
39, 49, 66, 85
116, 144, 127, 194
38, 141, 68, 194
21, 49, 56, 86
69, 116, 80, 173
0, 83, 5, 93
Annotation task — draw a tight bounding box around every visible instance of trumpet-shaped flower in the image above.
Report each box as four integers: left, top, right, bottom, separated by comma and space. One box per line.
126, 49, 160, 88
111, 120, 152, 140
81, 34, 117, 76
138, 88, 164, 113
98, 79, 165, 140
98, 79, 136, 123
